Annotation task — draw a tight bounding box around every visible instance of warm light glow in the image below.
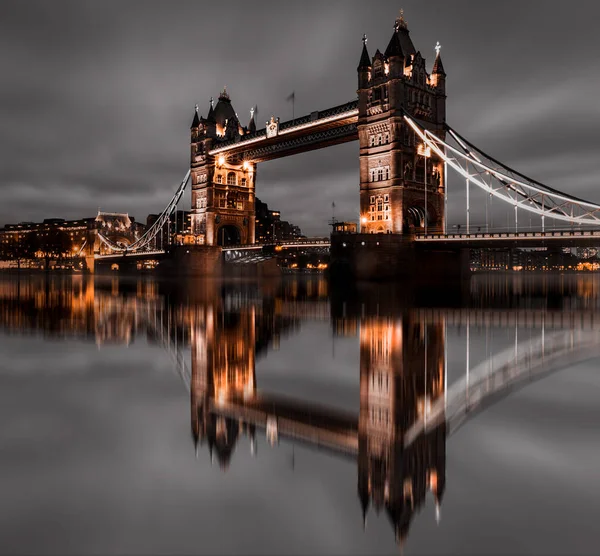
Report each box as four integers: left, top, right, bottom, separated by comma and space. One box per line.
361, 216, 368, 224
217, 155, 225, 167
242, 161, 249, 170
417, 143, 431, 157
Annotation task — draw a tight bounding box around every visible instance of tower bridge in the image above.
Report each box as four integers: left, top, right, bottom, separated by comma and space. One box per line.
92, 10, 600, 280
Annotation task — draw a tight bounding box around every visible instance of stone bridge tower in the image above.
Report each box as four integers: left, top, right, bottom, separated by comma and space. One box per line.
190, 89, 258, 246
357, 12, 447, 235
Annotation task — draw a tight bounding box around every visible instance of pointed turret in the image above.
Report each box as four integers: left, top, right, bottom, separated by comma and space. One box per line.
432, 42, 446, 76
207, 96, 215, 122
384, 27, 404, 59
358, 34, 372, 89
248, 106, 257, 133
190, 103, 200, 129
358, 34, 371, 70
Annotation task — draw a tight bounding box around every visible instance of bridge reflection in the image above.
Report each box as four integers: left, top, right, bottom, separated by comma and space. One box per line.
1, 274, 599, 548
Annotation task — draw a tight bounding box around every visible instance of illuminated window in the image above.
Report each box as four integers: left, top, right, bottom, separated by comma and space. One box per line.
227, 172, 236, 185
216, 175, 223, 184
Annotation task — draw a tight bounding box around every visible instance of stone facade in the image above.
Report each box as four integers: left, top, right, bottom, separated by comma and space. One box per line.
190, 89, 257, 246
357, 13, 447, 235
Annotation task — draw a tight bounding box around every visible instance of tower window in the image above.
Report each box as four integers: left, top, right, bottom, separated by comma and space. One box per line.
241, 178, 247, 186
384, 194, 389, 202
378, 169, 384, 181
227, 172, 236, 185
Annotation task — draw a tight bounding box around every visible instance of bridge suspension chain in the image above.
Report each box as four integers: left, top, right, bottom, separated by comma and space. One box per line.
97, 170, 191, 253
404, 114, 600, 227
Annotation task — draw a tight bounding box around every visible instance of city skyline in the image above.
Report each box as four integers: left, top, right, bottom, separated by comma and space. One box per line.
2, 1, 600, 236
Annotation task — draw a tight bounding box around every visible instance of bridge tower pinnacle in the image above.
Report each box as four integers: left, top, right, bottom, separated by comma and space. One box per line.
357, 13, 447, 234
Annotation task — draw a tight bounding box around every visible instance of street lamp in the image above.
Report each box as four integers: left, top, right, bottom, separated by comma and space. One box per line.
360, 216, 367, 233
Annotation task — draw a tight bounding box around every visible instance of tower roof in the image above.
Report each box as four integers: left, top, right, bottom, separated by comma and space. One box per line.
190, 104, 200, 129
394, 10, 416, 57
432, 53, 445, 75
212, 87, 237, 128
248, 106, 257, 133
384, 29, 404, 58
358, 34, 371, 69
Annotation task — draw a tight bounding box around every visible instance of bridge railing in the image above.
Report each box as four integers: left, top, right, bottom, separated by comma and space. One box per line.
415, 230, 600, 241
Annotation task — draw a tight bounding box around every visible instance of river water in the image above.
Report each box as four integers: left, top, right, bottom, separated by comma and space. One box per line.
0, 274, 599, 554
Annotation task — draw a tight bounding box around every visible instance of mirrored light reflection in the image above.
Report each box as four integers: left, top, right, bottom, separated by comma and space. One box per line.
0, 274, 598, 550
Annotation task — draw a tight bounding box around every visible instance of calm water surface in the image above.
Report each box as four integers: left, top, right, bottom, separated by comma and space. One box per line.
0, 274, 599, 554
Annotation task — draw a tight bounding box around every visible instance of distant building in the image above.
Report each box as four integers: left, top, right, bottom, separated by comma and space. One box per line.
0, 217, 95, 261
254, 198, 304, 243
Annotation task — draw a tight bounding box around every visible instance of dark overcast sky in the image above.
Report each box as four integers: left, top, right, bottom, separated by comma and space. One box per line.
1, 1, 600, 235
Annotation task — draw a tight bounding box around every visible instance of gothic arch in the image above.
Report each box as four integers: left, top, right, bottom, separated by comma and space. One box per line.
216, 224, 241, 247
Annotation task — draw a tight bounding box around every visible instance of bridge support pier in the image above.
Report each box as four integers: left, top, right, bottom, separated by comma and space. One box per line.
85, 255, 95, 274
159, 245, 223, 277
329, 234, 470, 285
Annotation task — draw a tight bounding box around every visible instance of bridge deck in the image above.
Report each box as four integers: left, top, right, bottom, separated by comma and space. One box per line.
416, 230, 600, 248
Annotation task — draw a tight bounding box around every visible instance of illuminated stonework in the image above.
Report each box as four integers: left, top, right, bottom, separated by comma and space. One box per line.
190, 90, 257, 246
358, 15, 447, 234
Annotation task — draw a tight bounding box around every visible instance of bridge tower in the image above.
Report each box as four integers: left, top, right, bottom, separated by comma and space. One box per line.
357, 12, 447, 235
190, 89, 257, 247
358, 314, 446, 544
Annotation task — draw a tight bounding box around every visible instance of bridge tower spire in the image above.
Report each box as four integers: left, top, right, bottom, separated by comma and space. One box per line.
357, 11, 447, 234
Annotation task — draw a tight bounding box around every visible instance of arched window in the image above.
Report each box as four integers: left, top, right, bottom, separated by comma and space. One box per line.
370, 136, 375, 147
385, 167, 390, 180
216, 175, 223, 184
378, 168, 384, 181
241, 177, 247, 186
227, 172, 236, 185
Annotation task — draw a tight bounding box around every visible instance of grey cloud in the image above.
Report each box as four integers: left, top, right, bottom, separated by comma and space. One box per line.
1, 1, 600, 234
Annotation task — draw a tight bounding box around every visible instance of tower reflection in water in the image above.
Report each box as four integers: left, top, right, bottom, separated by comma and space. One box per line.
0, 275, 445, 547
188, 282, 445, 547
